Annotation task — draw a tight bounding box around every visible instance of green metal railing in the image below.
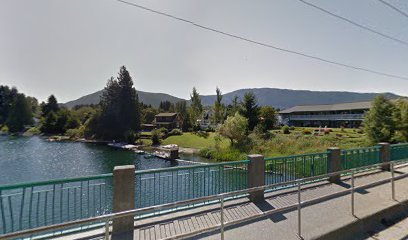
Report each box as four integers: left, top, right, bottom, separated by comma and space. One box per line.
391, 143, 408, 161
0, 174, 113, 235
134, 161, 249, 209
341, 146, 381, 170
264, 152, 329, 185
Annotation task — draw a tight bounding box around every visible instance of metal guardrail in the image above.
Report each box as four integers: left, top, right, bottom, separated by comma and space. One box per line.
134, 161, 249, 208
2, 159, 408, 240
341, 146, 381, 170
264, 152, 329, 185
391, 143, 408, 161
0, 173, 113, 235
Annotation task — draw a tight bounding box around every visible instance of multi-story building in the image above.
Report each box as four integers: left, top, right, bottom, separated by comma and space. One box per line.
279, 101, 372, 128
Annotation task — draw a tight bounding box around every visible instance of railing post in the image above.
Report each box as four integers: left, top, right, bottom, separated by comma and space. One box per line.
378, 142, 391, 171
248, 154, 265, 202
112, 165, 135, 240
327, 148, 341, 183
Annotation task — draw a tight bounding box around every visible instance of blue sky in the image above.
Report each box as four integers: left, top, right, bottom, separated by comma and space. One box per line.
1, 0, 408, 102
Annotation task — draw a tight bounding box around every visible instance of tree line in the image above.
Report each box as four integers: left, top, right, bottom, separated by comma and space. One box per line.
0, 66, 277, 143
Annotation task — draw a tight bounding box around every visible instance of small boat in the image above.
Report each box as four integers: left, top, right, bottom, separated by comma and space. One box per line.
134, 150, 145, 154
154, 151, 171, 160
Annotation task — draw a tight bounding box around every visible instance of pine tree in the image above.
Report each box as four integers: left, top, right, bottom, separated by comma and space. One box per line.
213, 87, 225, 124
41, 95, 59, 117
363, 95, 396, 143
175, 100, 191, 131
6, 94, 33, 132
240, 92, 260, 131
189, 87, 203, 125
96, 66, 141, 140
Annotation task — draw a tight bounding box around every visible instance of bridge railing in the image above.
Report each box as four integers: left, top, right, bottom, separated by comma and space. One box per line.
4, 159, 408, 240
264, 152, 329, 185
2, 142, 408, 237
341, 146, 381, 170
0, 174, 113, 235
134, 160, 249, 209
391, 143, 408, 161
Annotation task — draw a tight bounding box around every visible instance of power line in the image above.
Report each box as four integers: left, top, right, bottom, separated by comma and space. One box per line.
376, 0, 408, 20
114, 0, 408, 81
296, 0, 408, 47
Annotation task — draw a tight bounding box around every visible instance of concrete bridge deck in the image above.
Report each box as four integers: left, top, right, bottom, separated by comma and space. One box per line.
59, 164, 408, 240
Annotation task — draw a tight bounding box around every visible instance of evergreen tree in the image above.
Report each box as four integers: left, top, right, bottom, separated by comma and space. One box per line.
95, 66, 141, 140
6, 94, 33, 132
159, 101, 174, 112
175, 100, 191, 131
0, 86, 18, 124
363, 95, 396, 143
41, 95, 59, 117
189, 87, 203, 125
226, 95, 241, 117
393, 99, 408, 142
213, 87, 225, 124
240, 92, 260, 131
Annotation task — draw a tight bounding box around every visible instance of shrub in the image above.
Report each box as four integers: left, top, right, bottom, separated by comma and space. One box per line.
199, 147, 246, 162
158, 127, 168, 135
282, 125, 290, 134
66, 128, 83, 139
151, 130, 161, 145
1, 125, 9, 133
26, 127, 41, 135
168, 129, 183, 136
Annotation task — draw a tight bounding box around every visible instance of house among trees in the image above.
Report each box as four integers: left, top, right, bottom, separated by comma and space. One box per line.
142, 113, 183, 131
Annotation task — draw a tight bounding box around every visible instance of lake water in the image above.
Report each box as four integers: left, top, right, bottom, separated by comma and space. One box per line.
0, 136, 204, 185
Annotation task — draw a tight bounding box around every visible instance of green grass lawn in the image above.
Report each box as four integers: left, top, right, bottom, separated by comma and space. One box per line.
158, 128, 369, 161
161, 132, 229, 149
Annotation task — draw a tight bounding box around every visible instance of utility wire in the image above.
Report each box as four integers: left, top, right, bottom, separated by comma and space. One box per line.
376, 0, 408, 20
296, 0, 408, 47
114, 0, 408, 81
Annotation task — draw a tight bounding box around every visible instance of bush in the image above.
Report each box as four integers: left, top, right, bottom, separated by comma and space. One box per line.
168, 128, 183, 136
302, 129, 312, 135
66, 128, 83, 139
1, 125, 9, 133
158, 127, 168, 134
151, 130, 161, 145
199, 147, 246, 162
282, 125, 290, 134
26, 127, 41, 135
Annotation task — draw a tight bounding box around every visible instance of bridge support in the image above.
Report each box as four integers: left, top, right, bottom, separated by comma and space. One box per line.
248, 154, 265, 202
379, 142, 391, 171
327, 147, 341, 183
112, 165, 135, 240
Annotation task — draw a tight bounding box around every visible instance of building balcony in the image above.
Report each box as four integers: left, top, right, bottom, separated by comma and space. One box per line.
285, 113, 365, 121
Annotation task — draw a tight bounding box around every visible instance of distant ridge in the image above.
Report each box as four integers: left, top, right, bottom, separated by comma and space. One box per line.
64, 88, 401, 109
65, 90, 184, 108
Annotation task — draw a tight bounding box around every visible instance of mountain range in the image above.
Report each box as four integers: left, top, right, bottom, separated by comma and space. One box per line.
64, 88, 401, 109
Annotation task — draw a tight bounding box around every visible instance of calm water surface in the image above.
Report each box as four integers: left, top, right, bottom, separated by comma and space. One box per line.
0, 136, 203, 185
